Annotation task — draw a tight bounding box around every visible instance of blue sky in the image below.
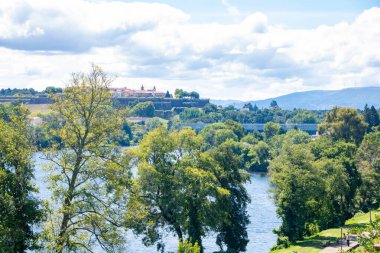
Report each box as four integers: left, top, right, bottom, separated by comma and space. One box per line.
122, 0, 377, 27
0, 0, 380, 100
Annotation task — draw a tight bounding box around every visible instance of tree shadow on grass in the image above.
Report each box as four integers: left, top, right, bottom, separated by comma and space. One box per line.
295, 236, 339, 249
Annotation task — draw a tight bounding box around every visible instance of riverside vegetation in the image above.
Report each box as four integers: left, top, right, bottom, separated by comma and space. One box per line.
1, 65, 380, 253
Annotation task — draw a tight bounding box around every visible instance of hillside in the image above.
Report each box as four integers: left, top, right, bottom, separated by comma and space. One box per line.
211, 87, 380, 110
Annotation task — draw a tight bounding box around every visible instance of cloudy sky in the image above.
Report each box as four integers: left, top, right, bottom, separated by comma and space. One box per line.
0, 0, 380, 100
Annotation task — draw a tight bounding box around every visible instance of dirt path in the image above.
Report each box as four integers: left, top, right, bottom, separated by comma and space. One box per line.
320, 239, 359, 253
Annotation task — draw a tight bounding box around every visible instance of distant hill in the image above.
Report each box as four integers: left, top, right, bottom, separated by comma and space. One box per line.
211, 87, 380, 110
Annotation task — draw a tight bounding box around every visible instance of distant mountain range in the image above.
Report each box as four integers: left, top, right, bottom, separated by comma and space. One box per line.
211, 87, 380, 110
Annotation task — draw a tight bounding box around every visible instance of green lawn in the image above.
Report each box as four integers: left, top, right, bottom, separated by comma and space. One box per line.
271, 209, 380, 253
26, 104, 51, 116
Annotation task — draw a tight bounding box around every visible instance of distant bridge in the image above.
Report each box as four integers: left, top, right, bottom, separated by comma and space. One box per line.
180, 123, 318, 133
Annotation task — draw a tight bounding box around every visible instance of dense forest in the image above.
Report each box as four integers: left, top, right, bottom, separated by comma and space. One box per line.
1, 66, 380, 253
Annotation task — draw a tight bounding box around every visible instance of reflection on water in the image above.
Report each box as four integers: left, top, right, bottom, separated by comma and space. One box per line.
33, 153, 280, 253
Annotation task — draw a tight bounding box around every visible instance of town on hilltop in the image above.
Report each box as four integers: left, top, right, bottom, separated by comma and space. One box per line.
109, 85, 171, 98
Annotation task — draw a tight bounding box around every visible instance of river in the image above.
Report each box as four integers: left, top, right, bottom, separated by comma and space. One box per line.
34, 154, 280, 253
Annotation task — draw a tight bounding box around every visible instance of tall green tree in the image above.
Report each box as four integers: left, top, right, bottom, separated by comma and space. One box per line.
319, 107, 367, 145
270, 143, 326, 241
42, 65, 129, 253
125, 127, 230, 252
357, 131, 380, 210
210, 140, 251, 252
364, 105, 380, 131
0, 105, 42, 252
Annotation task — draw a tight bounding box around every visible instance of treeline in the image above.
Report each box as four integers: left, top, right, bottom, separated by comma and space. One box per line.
0, 66, 252, 253
269, 106, 380, 249
178, 103, 326, 124
175, 88, 200, 99
0, 87, 63, 96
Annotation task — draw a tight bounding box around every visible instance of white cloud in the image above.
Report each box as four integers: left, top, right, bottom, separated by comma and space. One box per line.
221, 0, 240, 17
0, 1, 380, 100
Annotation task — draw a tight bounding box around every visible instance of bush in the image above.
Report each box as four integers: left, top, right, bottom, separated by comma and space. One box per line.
178, 240, 201, 253
271, 236, 291, 250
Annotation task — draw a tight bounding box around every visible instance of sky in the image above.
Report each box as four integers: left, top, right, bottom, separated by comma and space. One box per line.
0, 0, 380, 100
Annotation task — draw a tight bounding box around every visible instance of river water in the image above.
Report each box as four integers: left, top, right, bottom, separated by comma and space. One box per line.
34, 154, 280, 253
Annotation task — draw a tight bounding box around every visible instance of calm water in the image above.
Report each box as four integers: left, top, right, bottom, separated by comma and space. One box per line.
33, 154, 280, 253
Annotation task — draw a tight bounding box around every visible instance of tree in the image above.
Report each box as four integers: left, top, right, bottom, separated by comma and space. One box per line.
199, 123, 238, 148
125, 127, 230, 252
264, 122, 282, 139
44, 86, 63, 94
240, 134, 259, 145
270, 143, 325, 241
175, 89, 200, 99
319, 107, 367, 145
364, 105, 380, 131
132, 101, 155, 117
243, 103, 254, 111
0, 105, 42, 252
248, 141, 271, 171
210, 140, 250, 252
287, 110, 317, 124
224, 119, 245, 140
356, 216, 380, 252
270, 100, 279, 109
310, 138, 359, 221
42, 65, 129, 253
190, 91, 200, 99
179, 108, 204, 121
357, 131, 380, 210
165, 90, 171, 98
203, 103, 218, 114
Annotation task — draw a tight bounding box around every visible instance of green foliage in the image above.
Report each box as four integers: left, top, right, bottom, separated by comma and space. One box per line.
287, 110, 317, 124
210, 140, 251, 252
126, 127, 227, 249
270, 127, 363, 245
177, 101, 324, 125
41, 65, 130, 253
224, 119, 245, 140
363, 104, 380, 131
0, 104, 43, 252
179, 108, 204, 121
175, 89, 200, 99
248, 141, 271, 171
270, 100, 279, 108
0, 88, 38, 96
357, 131, 380, 210
132, 101, 155, 117
240, 134, 260, 145
199, 122, 239, 148
270, 143, 326, 242
178, 240, 201, 253
264, 122, 283, 139
356, 216, 380, 253
44, 86, 63, 94
203, 103, 218, 113
145, 117, 164, 132
33, 113, 63, 150
319, 107, 367, 145
126, 127, 250, 252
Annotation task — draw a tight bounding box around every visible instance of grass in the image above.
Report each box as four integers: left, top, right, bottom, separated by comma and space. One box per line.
26, 104, 51, 116
271, 209, 380, 253
271, 228, 344, 253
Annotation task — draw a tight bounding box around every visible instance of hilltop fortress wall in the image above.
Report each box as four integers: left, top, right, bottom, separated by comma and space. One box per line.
7, 96, 209, 119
